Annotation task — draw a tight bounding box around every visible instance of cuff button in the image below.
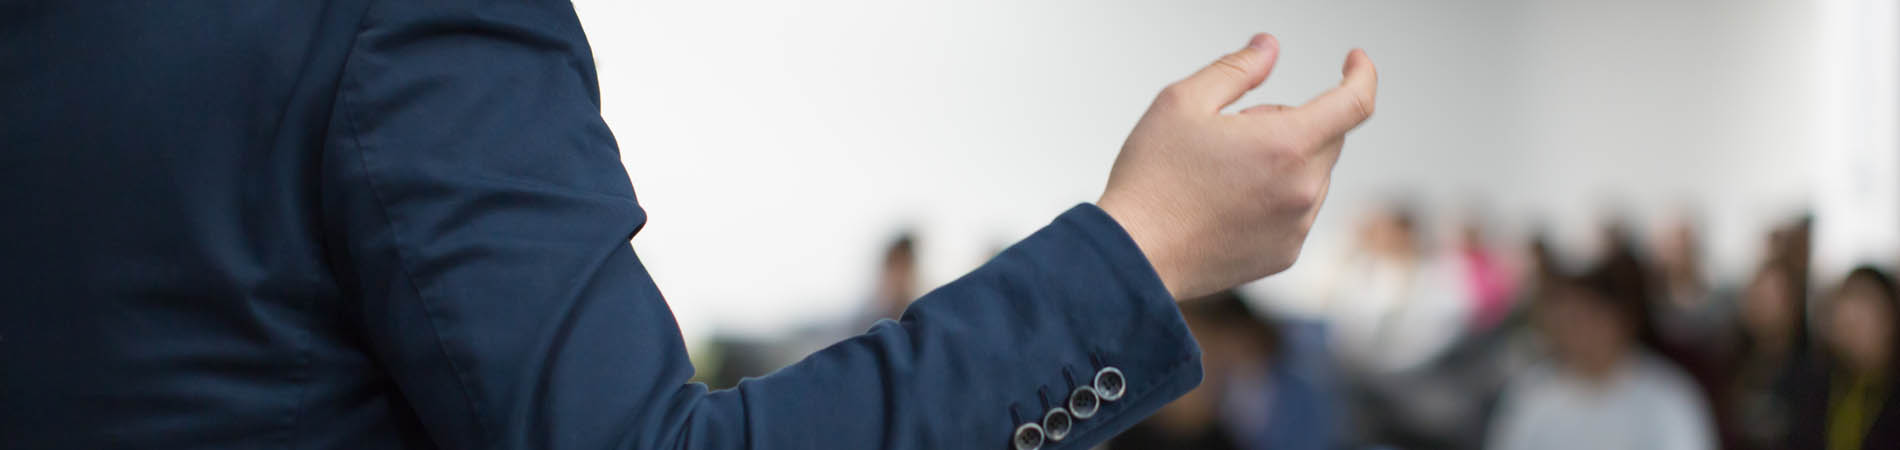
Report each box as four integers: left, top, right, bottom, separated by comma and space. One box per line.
1013, 423, 1045, 450
1042, 408, 1073, 442
1068, 386, 1101, 420
1094, 367, 1126, 401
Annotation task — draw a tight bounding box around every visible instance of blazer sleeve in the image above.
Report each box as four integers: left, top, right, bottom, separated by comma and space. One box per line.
319, 1, 1202, 449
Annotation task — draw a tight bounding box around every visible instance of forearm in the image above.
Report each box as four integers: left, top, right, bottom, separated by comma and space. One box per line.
665, 204, 1202, 450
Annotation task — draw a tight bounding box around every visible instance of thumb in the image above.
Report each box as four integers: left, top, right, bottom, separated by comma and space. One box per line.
1167, 33, 1280, 113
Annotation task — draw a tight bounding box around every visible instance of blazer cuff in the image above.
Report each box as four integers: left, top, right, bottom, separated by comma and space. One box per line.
1006, 203, 1203, 450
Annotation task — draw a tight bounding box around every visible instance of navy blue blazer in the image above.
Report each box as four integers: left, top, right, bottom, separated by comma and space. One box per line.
0, 1, 1202, 449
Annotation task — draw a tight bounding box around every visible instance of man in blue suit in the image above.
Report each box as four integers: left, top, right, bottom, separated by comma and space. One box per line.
0, 2, 1376, 449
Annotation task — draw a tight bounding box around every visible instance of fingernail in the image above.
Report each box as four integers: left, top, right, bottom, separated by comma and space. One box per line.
1247, 33, 1275, 50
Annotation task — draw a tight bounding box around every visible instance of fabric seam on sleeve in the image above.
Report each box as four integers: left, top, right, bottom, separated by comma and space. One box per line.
331, 0, 494, 442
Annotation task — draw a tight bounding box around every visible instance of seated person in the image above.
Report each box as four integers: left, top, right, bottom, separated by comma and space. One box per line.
1485, 272, 1715, 450
1109, 291, 1341, 450
1789, 266, 1900, 450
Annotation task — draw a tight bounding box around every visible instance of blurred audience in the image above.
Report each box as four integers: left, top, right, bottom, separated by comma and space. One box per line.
1118, 209, 1892, 450
1109, 291, 1342, 450
1485, 271, 1716, 450
1650, 217, 1735, 352
1456, 219, 1518, 332
1720, 260, 1811, 450
1324, 207, 1530, 450
701, 230, 923, 388
1320, 206, 1469, 375
694, 195, 1896, 450
865, 231, 920, 325
1790, 266, 1900, 450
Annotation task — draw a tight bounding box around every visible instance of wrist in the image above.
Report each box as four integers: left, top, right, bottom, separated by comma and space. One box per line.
1096, 195, 1190, 300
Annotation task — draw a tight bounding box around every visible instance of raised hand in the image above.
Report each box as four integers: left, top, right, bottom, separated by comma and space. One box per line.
1099, 33, 1379, 300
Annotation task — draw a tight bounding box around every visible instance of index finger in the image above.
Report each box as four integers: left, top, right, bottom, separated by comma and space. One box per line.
1296, 49, 1378, 138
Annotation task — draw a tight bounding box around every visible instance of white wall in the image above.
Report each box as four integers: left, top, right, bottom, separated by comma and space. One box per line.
1814, 0, 1900, 280
571, 0, 1839, 341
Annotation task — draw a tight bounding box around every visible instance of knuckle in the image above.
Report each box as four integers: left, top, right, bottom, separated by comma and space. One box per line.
1304, 178, 1330, 203
1289, 186, 1321, 210
1257, 140, 1308, 169
1270, 138, 1308, 159
1274, 177, 1323, 212
1155, 83, 1191, 108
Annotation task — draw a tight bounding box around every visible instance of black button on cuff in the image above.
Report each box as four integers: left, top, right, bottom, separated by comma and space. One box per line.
1013, 423, 1045, 450
1094, 367, 1126, 401
1042, 408, 1073, 442
1068, 386, 1101, 419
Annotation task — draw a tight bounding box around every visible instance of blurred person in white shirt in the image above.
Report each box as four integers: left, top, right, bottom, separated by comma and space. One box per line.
1486, 271, 1716, 450
1320, 206, 1471, 375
